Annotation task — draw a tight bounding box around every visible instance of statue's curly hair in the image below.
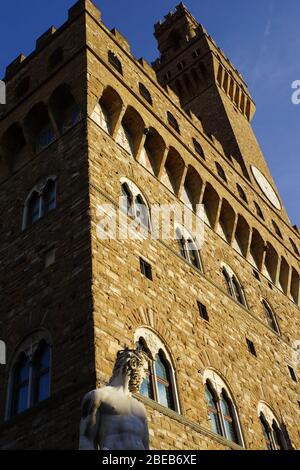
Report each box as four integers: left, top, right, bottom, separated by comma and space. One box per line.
112, 348, 148, 376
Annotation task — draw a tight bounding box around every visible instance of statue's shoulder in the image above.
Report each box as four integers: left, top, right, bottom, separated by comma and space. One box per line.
82, 387, 110, 408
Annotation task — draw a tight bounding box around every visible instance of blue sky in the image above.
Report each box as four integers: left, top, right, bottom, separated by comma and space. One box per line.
1, 0, 299, 225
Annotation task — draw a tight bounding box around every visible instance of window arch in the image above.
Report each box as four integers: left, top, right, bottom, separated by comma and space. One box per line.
290, 238, 300, 257
257, 402, 287, 450
92, 87, 123, 136
222, 264, 247, 307
6, 331, 52, 419
262, 300, 279, 333
215, 162, 227, 183
23, 177, 57, 229
254, 201, 264, 220
134, 327, 179, 412
139, 83, 152, 105
272, 220, 283, 239
24, 103, 56, 154
203, 369, 244, 446
108, 51, 123, 75
192, 138, 205, 159
167, 111, 180, 133
236, 184, 248, 203
49, 84, 81, 133
175, 225, 202, 271
120, 178, 150, 230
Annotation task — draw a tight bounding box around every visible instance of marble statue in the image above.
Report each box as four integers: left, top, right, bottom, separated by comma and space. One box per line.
79, 348, 150, 450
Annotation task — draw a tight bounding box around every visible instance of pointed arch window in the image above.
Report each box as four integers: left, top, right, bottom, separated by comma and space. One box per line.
262, 300, 279, 333
8, 334, 52, 419
176, 227, 202, 270
92, 102, 111, 134
42, 180, 56, 215
120, 179, 150, 230
27, 191, 41, 226
259, 413, 285, 450
258, 403, 287, 450
222, 266, 246, 307
203, 371, 244, 446
155, 352, 175, 409
135, 329, 179, 412
117, 124, 134, 156
220, 392, 239, 443
33, 342, 51, 404
11, 354, 30, 416
205, 383, 222, 435
24, 178, 57, 229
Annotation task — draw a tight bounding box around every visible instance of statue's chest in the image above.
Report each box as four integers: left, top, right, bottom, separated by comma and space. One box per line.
102, 396, 141, 417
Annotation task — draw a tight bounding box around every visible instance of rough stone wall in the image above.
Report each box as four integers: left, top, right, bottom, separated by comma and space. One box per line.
85, 1, 300, 450
0, 6, 95, 450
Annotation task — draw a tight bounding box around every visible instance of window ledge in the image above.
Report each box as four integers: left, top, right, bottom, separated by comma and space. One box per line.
135, 394, 245, 451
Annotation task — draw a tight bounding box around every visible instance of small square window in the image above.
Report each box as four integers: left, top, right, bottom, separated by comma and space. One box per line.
253, 269, 260, 281
297, 401, 300, 410
288, 366, 298, 383
197, 301, 209, 321
268, 282, 273, 290
140, 258, 152, 280
246, 339, 257, 357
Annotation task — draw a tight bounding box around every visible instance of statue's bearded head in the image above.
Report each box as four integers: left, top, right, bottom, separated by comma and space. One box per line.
112, 349, 149, 393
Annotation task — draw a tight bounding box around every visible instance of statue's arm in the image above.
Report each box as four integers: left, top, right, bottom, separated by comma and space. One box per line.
79, 391, 101, 450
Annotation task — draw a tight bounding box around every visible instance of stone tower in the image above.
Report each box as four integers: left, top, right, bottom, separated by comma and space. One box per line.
0, 0, 299, 450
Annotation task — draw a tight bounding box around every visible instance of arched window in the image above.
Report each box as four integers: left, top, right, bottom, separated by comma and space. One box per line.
49, 84, 81, 133
258, 403, 287, 450
116, 123, 134, 156
203, 370, 244, 446
272, 220, 283, 239
192, 138, 205, 159
11, 354, 30, 416
290, 238, 300, 257
222, 265, 247, 307
254, 201, 264, 220
135, 328, 179, 412
135, 194, 149, 229
27, 191, 41, 226
167, 112, 180, 134
23, 178, 57, 229
7, 332, 52, 419
42, 180, 56, 216
236, 184, 248, 203
176, 227, 202, 271
262, 300, 279, 333
138, 339, 154, 400
24, 103, 56, 154
220, 392, 239, 443
108, 51, 123, 75
121, 183, 134, 216
155, 352, 174, 409
205, 383, 222, 435
260, 414, 273, 450
139, 83, 152, 105
215, 162, 227, 183
120, 179, 150, 230
33, 342, 51, 405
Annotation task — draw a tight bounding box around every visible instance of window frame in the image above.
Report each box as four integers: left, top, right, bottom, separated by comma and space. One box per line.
120, 179, 151, 231
135, 328, 180, 413
6, 333, 52, 420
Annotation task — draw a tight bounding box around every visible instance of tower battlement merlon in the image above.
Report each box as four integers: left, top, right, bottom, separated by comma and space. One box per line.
3, 0, 100, 82
154, 2, 198, 35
